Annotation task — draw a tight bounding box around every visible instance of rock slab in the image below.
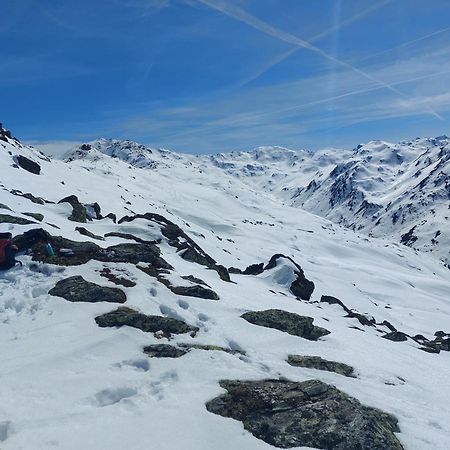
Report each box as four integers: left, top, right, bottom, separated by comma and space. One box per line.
206, 379, 404, 450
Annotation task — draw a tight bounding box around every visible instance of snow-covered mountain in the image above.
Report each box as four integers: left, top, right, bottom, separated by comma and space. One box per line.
1, 124, 450, 450
63, 136, 450, 268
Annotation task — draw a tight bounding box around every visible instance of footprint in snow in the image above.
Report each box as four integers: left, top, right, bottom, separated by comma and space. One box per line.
114, 358, 150, 372
92, 387, 138, 407
177, 299, 189, 310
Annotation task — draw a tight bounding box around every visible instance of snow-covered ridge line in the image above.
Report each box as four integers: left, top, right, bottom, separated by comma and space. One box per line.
62, 134, 450, 268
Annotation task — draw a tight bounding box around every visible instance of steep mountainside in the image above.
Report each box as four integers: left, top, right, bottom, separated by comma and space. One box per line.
1, 125, 449, 450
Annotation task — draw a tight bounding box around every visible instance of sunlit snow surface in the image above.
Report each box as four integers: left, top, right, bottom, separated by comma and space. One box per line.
0, 135, 449, 449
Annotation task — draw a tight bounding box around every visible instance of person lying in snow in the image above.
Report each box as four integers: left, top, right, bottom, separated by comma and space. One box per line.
0, 232, 22, 270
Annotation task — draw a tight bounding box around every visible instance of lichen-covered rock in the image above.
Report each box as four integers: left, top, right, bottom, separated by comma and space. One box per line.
143, 344, 188, 358
95, 306, 198, 335
241, 309, 330, 341
206, 379, 404, 449
49, 276, 126, 303
287, 355, 355, 377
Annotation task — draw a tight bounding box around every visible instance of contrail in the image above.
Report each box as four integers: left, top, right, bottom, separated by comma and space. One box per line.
234, 0, 393, 90
359, 25, 450, 63
197, 0, 443, 120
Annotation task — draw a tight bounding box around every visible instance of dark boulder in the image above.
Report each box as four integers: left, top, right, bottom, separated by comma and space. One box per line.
287, 355, 355, 377
99, 268, 136, 288
58, 195, 87, 223
265, 254, 315, 300
241, 309, 330, 341
143, 344, 188, 358
16, 155, 41, 175
23, 212, 44, 222
49, 276, 126, 303
75, 227, 105, 241
0, 214, 36, 225
168, 284, 219, 300
206, 379, 404, 449
382, 332, 408, 342
95, 306, 198, 335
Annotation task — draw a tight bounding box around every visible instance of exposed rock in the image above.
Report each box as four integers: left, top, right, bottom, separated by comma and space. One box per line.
13, 228, 172, 268
58, 195, 87, 223
243, 263, 265, 275
382, 332, 408, 342
169, 284, 219, 300
0, 203, 12, 211
75, 226, 105, 241
23, 212, 44, 222
99, 268, 136, 288
178, 343, 245, 355
95, 306, 198, 335
287, 355, 355, 377
206, 379, 404, 450
49, 276, 126, 303
241, 309, 330, 341
104, 231, 157, 244
10, 189, 49, 205
0, 214, 36, 225
181, 275, 209, 286
119, 213, 231, 282
154, 273, 220, 300
264, 254, 314, 300
321, 295, 375, 327
143, 344, 187, 358
16, 155, 41, 175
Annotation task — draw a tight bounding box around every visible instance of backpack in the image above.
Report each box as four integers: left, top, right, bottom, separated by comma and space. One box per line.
0, 232, 20, 270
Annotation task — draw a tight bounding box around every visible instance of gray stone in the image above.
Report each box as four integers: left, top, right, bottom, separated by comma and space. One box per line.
287, 355, 355, 377
95, 306, 198, 335
241, 309, 330, 341
206, 379, 403, 449
0, 214, 36, 225
143, 344, 188, 358
16, 155, 41, 175
49, 276, 126, 303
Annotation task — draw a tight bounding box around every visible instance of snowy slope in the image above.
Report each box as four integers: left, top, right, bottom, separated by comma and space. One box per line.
63, 136, 450, 268
0, 126, 450, 450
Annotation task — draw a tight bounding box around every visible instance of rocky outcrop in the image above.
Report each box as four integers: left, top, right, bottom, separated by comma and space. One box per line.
99, 268, 136, 288
287, 355, 355, 377
95, 306, 198, 336
206, 379, 404, 449
241, 309, 330, 341
75, 227, 105, 241
23, 212, 44, 222
13, 228, 171, 268
321, 295, 375, 327
58, 195, 87, 223
0, 214, 36, 225
143, 344, 188, 358
119, 213, 230, 282
16, 155, 41, 175
49, 276, 126, 303
265, 254, 315, 300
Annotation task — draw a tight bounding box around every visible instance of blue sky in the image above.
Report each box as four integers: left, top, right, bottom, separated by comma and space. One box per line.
2, 0, 450, 154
